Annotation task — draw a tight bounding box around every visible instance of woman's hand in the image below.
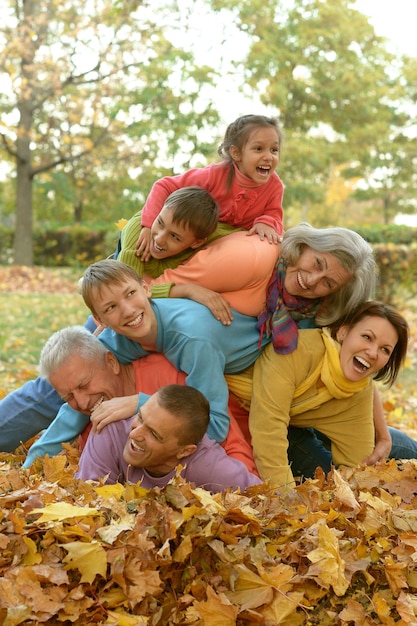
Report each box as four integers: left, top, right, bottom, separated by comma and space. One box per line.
170, 284, 234, 325
362, 436, 392, 465
363, 386, 392, 464
90, 395, 138, 433
135, 227, 151, 261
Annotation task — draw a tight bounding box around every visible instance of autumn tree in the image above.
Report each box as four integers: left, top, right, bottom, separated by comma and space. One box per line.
0, 0, 219, 265
208, 0, 416, 226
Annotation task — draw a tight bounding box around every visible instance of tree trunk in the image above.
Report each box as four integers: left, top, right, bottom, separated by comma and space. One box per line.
13, 0, 36, 266
74, 199, 83, 223
14, 157, 34, 266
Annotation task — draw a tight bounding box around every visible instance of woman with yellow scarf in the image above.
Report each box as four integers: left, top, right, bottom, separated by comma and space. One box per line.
227, 301, 408, 489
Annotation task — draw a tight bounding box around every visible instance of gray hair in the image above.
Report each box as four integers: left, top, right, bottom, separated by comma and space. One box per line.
281, 222, 378, 325
39, 326, 107, 380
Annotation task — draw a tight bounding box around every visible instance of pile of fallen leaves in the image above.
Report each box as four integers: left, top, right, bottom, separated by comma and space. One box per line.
1, 446, 417, 625
0, 266, 79, 294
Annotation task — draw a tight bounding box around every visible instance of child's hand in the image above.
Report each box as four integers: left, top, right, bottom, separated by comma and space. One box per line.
90, 395, 138, 433
247, 223, 283, 244
135, 227, 152, 261
170, 284, 234, 325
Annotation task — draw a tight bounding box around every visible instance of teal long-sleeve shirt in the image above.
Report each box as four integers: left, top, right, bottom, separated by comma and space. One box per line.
24, 299, 270, 467
99, 299, 270, 443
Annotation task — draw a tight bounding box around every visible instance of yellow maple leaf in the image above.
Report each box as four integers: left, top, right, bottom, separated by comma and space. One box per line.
225, 563, 274, 609
307, 523, 349, 596
172, 534, 193, 562
61, 540, 107, 583
191, 585, 238, 625
94, 483, 125, 500
262, 590, 305, 625
105, 609, 148, 625
115, 218, 128, 231
31, 501, 100, 522
97, 520, 135, 545
333, 469, 360, 511
190, 487, 225, 513
22, 536, 42, 565
42, 454, 68, 482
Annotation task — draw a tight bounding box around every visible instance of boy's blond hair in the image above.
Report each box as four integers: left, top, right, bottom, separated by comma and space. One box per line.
80, 260, 142, 318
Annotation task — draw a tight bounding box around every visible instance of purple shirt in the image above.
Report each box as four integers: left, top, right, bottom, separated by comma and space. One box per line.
76, 416, 262, 493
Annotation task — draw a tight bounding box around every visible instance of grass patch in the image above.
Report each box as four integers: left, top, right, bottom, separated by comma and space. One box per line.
0, 292, 89, 397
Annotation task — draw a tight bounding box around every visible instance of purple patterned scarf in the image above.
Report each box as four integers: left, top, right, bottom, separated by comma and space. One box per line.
257, 257, 322, 354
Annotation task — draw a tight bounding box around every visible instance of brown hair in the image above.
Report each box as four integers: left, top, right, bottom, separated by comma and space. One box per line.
329, 300, 409, 386
162, 186, 219, 239
217, 114, 282, 189
156, 384, 210, 444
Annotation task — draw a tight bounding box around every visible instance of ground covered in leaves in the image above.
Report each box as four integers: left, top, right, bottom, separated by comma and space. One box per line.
0, 266, 79, 294
1, 448, 417, 625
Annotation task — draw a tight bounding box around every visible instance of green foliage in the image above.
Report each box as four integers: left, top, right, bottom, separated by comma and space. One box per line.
354, 224, 417, 244
373, 243, 417, 305
208, 0, 417, 224
0, 225, 118, 267
0, 0, 221, 264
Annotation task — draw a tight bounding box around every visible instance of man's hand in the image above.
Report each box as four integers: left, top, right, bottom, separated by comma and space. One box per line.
90, 395, 138, 433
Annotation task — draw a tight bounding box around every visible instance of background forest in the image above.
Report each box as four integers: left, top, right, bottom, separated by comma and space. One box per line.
0, 0, 416, 266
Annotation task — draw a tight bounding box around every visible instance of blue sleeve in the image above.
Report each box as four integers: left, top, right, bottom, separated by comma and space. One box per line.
175, 340, 230, 443
98, 328, 148, 364
138, 393, 151, 408
23, 404, 89, 467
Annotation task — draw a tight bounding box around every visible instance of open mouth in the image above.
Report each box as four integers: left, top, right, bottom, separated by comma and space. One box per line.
257, 166, 270, 176
297, 271, 307, 290
353, 356, 370, 372
130, 439, 145, 454
126, 313, 143, 327
90, 395, 104, 414
152, 240, 165, 253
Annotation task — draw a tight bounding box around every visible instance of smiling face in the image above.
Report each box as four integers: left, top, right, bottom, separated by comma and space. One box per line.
92, 278, 158, 348
49, 352, 123, 415
230, 126, 279, 184
149, 207, 205, 259
284, 247, 352, 299
337, 316, 398, 382
123, 393, 196, 476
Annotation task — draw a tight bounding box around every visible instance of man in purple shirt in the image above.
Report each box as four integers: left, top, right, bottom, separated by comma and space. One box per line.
77, 384, 261, 492
32, 325, 261, 492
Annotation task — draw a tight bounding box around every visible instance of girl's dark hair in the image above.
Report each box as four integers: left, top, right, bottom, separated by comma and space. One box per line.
217, 114, 282, 189
329, 300, 409, 386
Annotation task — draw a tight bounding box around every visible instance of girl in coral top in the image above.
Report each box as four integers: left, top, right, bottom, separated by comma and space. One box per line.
122, 114, 284, 263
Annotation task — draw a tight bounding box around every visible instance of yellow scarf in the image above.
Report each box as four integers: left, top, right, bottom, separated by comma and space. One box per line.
225, 329, 370, 413
290, 328, 369, 416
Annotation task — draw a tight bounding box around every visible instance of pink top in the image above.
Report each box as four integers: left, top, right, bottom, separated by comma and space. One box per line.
141, 162, 284, 234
